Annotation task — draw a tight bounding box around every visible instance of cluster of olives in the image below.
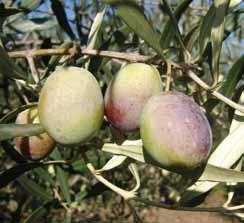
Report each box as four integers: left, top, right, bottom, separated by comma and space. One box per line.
15, 63, 212, 172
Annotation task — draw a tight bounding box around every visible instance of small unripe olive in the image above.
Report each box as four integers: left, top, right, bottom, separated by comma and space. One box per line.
140, 91, 212, 172
105, 63, 163, 132
15, 108, 55, 161
38, 66, 104, 145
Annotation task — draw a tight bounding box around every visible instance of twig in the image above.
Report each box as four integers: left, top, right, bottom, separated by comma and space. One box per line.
134, 197, 240, 214
165, 60, 172, 91
26, 55, 39, 83
8, 48, 151, 63
7, 47, 244, 113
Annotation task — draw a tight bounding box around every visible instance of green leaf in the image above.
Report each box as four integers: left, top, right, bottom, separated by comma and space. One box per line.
220, 55, 244, 98
22, 201, 53, 223
0, 4, 22, 17
44, 41, 73, 76
0, 124, 44, 141
0, 162, 45, 188
5, 0, 43, 24
34, 167, 55, 186
0, 161, 66, 188
160, 0, 193, 50
52, 149, 71, 204
104, 0, 164, 57
210, 0, 230, 85
197, 5, 215, 61
18, 0, 43, 12
0, 103, 37, 124
0, 46, 26, 80
85, 7, 106, 69
17, 175, 52, 201
63, 213, 72, 223
4, 17, 57, 34
199, 164, 244, 183
50, 0, 75, 40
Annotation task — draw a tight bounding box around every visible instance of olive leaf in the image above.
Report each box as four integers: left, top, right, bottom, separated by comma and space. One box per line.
97, 155, 127, 172
0, 103, 37, 124
50, 0, 75, 40
220, 55, 244, 98
0, 46, 26, 80
159, 0, 193, 50
51, 148, 71, 204
22, 201, 54, 223
17, 175, 52, 201
102, 140, 144, 163
210, 0, 230, 86
199, 164, 244, 183
85, 7, 106, 68
104, 0, 164, 57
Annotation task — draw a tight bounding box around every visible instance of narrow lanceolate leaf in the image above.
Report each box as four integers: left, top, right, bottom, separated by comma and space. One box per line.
199, 164, 244, 183
0, 103, 37, 124
0, 161, 66, 188
229, 0, 242, 10
5, 0, 43, 24
52, 149, 71, 204
17, 175, 52, 201
85, 7, 106, 68
211, 0, 230, 86
50, 0, 75, 40
4, 18, 57, 34
22, 201, 53, 223
128, 163, 141, 192
220, 55, 244, 98
198, 5, 215, 60
0, 124, 44, 141
0, 162, 45, 188
197, 0, 238, 62
102, 140, 145, 163
0, 47, 26, 80
45, 41, 73, 76
98, 155, 127, 172
104, 0, 163, 57
0, 4, 22, 17
160, 0, 193, 50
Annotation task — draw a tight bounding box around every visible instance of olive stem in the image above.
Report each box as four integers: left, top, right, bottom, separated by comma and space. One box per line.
86, 163, 137, 200
26, 55, 40, 84
165, 60, 172, 91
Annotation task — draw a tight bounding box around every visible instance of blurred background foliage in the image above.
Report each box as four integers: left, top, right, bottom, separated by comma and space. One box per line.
0, 0, 244, 222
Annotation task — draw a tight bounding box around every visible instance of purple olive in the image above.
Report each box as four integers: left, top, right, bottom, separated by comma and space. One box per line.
140, 91, 212, 172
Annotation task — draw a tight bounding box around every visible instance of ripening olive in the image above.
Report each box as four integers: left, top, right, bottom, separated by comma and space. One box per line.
140, 91, 212, 172
105, 63, 163, 132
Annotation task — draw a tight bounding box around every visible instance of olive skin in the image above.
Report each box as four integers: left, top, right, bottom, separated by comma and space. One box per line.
105, 63, 163, 132
140, 91, 212, 172
15, 108, 55, 161
38, 66, 104, 145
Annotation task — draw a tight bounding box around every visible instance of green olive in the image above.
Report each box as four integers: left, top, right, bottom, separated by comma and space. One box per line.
38, 66, 104, 145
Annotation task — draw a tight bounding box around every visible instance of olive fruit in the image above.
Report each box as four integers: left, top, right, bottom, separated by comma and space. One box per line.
15, 108, 55, 161
105, 63, 162, 132
140, 91, 212, 172
38, 66, 104, 145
